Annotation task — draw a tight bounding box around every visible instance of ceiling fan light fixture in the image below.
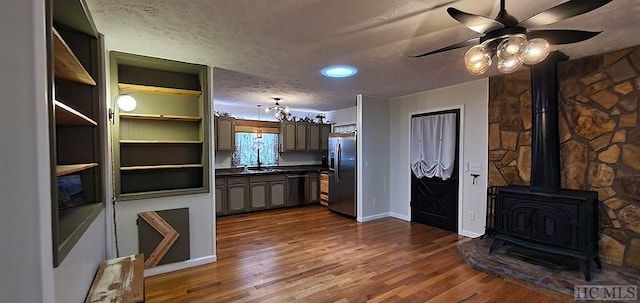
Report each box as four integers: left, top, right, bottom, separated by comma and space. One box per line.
464, 45, 492, 75
497, 57, 523, 74
522, 38, 551, 65
497, 34, 527, 60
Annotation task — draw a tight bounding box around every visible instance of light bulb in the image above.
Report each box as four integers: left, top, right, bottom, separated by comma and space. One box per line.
497, 57, 523, 73
115, 94, 137, 112
464, 45, 492, 75
497, 35, 527, 61
522, 38, 550, 65
284, 107, 290, 114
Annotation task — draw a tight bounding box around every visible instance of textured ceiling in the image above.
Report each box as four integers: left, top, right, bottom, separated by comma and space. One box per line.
86, 0, 640, 112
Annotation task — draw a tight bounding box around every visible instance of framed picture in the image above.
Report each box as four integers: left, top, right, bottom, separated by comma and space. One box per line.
57, 174, 85, 209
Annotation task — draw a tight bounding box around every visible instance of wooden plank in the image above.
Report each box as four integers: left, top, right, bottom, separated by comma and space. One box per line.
85, 254, 144, 303
55, 100, 97, 126
138, 212, 180, 268
118, 83, 201, 97
119, 113, 202, 122
120, 164, 203, 171
52, 28, 96, 86
56, 163, 98, 176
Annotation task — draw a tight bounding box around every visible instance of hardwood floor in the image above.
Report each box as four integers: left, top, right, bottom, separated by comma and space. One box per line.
145, 205, 565, 302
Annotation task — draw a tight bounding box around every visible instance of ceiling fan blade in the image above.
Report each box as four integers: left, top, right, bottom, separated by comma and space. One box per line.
527, 30, 601, 45
447, 7, 505, 34
519, 0, 612, 28
411, 37, 480, 58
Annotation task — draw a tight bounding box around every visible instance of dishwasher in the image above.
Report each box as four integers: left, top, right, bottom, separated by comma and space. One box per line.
286, 173, 310, 206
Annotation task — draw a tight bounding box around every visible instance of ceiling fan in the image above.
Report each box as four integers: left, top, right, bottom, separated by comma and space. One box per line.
412, 0, 612, 74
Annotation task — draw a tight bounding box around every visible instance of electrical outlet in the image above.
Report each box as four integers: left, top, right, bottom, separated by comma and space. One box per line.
468, 211, 475, 220
372, 198, 377, 206
470, 163, 481, 171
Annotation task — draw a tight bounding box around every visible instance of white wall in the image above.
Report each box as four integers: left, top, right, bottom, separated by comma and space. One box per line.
357, 96, 391, 221
0, 0, 54, 302
54, 211, 106, 303
327, 106, 357, 127
389, 79, 489, 237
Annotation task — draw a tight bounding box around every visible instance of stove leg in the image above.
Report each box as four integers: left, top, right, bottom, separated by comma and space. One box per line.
580, 259, 592, 282
594, 256, 602, 269
489, 239, 502, 253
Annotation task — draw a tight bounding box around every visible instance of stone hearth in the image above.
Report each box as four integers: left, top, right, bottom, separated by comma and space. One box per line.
458, 238, 640, 298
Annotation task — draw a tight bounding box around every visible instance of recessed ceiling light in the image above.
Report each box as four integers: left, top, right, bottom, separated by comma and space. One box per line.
321, 65, 358, 78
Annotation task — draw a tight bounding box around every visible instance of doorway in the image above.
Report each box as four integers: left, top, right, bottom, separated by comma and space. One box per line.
410, 109, 460, 232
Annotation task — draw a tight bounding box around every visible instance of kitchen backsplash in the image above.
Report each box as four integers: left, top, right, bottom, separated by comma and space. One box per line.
214, 151, 325, 168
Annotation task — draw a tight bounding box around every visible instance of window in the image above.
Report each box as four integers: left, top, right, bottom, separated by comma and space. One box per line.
232, 132, 279, 167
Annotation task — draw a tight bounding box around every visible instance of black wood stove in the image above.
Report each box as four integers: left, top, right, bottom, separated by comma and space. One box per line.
490, 52, 601, 281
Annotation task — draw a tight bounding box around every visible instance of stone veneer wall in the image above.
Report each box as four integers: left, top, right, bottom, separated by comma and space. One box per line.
488, 47, 640, 269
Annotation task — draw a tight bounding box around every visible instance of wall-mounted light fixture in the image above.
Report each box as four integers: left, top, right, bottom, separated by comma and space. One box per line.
115, 94, 137, 112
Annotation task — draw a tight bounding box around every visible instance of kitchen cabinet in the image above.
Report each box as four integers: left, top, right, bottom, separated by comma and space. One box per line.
280, 121, 297, 152
110, 52, 210, 201
296, 122, 308, 150
320, 172, 329, 206
269, 180, 286, 208
250, 182, 268, 210
320, 124, 331, 150
280, 121, 328, 152
307, 123, 320, 150
216, 116, 236, 151
48, 1, 105, 266
227, 177, 249, 213
309, 172, 320, 203
215, 177, 227, 215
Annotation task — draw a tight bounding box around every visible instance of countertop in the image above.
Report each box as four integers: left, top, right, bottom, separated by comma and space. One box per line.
216, 165, 328, 177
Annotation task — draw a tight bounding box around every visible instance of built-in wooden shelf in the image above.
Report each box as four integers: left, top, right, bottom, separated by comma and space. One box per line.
54, 100, 98, 126
52, 28, 96, 86
120, 140, 203, 144
119, 113, 202, 122
118, 83, 201, 97
56, 163, 98, 176
120, 164, 203, 171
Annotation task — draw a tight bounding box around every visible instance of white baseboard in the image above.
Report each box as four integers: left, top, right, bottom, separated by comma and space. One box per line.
389, 212, 410, 221
144, 255, 217, 277
460, 230, 483, 238
358, 212, 391, 222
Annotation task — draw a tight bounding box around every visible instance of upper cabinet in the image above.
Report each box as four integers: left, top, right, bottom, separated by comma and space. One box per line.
110, 52, 210, 201
48, 0, 105, 266
215, 116, 236, 151
280, 121, 330, 152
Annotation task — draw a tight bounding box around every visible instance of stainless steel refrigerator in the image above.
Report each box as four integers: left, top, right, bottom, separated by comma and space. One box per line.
328, 132, 356, 217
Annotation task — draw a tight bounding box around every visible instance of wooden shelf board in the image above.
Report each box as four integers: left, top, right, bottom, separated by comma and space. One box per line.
54, 100, 97, 126
57, 163, 98, 176
52, 28, 96, 86
120, 164, 203, 171
118, 83, 201, 97
120, 140, 203, 144
119, 113, 202, 122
